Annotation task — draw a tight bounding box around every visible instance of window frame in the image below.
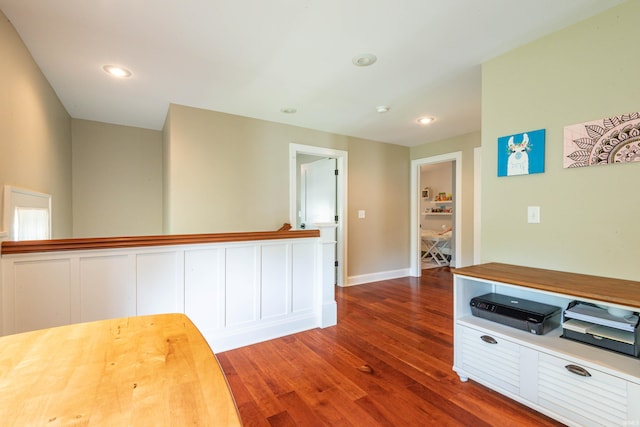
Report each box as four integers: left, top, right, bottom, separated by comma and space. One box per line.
3, 185, 52, 241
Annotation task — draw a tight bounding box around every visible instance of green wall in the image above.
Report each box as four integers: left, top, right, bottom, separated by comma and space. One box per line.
348, 135, 410, 276
0, 11, 72, 239
481, 1, 639, 280
72, 119, 163, 237
165, 104, 410, 278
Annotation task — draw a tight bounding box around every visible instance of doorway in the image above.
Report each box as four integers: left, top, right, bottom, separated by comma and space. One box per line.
420, 161, 454, 269
289, 143, 348, 286
410, 152, 462, 277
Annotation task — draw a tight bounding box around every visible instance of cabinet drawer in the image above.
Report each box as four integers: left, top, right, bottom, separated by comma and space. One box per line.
459, 326, 520, 394
538, 353, 628, 426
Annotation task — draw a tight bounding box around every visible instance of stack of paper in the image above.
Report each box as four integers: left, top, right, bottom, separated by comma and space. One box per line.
563, 319, 635, 345
564, 303, 638, 332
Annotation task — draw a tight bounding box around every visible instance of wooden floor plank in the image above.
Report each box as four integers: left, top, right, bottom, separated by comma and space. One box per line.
220, 268, 565, 426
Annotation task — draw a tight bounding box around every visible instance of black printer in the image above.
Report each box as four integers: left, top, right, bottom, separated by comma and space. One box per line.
470, 293, 561, 335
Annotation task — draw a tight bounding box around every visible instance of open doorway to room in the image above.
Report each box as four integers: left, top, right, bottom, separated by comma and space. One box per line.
289, 143, 348, 287
419, 162, 454, 269
410, 152, 462, 277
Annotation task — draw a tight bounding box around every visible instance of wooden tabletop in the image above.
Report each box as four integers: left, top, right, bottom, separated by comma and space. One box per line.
0, 313, 242, 426
453, 262, 640, 309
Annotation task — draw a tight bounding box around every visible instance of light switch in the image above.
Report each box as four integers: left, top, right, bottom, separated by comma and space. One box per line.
527, 206, 540, 223
358, 210, 366, 219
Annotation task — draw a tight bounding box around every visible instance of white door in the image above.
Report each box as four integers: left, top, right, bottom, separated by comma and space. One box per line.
300, 158, 337, 229
290, 143, 347, 287
300, 158, 337, 283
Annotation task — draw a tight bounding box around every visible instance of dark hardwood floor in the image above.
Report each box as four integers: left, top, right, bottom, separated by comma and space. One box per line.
217, 268, 564, 426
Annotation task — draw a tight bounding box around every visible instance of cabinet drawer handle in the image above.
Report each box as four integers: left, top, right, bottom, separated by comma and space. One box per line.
565, 364, 591, 377
480, 335, 497, 344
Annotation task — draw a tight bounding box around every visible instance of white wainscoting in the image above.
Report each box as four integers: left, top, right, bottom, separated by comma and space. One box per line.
1, 235, 335, 352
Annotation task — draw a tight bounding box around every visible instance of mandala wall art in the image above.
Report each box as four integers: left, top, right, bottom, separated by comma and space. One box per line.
563, 112, 640, 168
497, 129, 545, 177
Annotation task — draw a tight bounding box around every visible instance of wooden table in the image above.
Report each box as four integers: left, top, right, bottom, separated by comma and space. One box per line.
0, 313, 242, 426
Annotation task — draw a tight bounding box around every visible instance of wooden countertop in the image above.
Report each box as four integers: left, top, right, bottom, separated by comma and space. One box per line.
453, 263, 640, 309
0, 313, 242, 426
1, 226, 319, 255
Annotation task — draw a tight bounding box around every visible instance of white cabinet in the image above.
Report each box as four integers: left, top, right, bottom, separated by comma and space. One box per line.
453, 263, 640, 427
538, 353, 629, 426
458, 325, 522, 395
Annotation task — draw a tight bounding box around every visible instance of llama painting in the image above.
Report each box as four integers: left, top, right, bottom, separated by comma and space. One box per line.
497, 129, 545, 177
506, 133, 530, 176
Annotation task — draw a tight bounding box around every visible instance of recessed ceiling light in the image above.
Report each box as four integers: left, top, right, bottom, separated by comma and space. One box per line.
103, 65, 132, 78
280, 107, 297, 114
417, 117, 435, 125
376, 105, 390, 113
352, 53, 377, 67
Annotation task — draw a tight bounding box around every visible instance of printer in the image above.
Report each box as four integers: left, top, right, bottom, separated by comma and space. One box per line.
470, 293, 561, 335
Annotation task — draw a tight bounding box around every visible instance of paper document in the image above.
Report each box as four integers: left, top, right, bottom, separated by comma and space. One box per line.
562, 319, 592, 334
564, 303, 638, 332
563, 319, 635, 345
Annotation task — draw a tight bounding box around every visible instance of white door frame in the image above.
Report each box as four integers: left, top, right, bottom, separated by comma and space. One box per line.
473, 147, 482, 265
410, 152, 462, 277
289, 143, 348, 287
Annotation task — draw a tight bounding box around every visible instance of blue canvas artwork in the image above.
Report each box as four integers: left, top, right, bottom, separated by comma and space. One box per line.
497, 129, 545, 177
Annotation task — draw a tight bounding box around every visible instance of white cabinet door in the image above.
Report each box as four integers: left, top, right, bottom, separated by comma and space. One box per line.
459, 325, 521, 395
538, 353, 628, 427
629, 382, 640, 425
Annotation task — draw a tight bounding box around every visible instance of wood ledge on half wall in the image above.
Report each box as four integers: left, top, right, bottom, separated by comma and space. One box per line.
0, 223, 319, 255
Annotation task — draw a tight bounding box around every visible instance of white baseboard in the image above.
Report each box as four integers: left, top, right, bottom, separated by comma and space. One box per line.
321, 301, 337, 327
208, 313, 319, 353
344, 268, 410, 287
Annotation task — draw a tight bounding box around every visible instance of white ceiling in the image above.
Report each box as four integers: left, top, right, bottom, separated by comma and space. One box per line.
0, 0, 624, 147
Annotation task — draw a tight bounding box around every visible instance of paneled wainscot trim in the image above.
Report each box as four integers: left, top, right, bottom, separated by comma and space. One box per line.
1, 225, 338, 353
